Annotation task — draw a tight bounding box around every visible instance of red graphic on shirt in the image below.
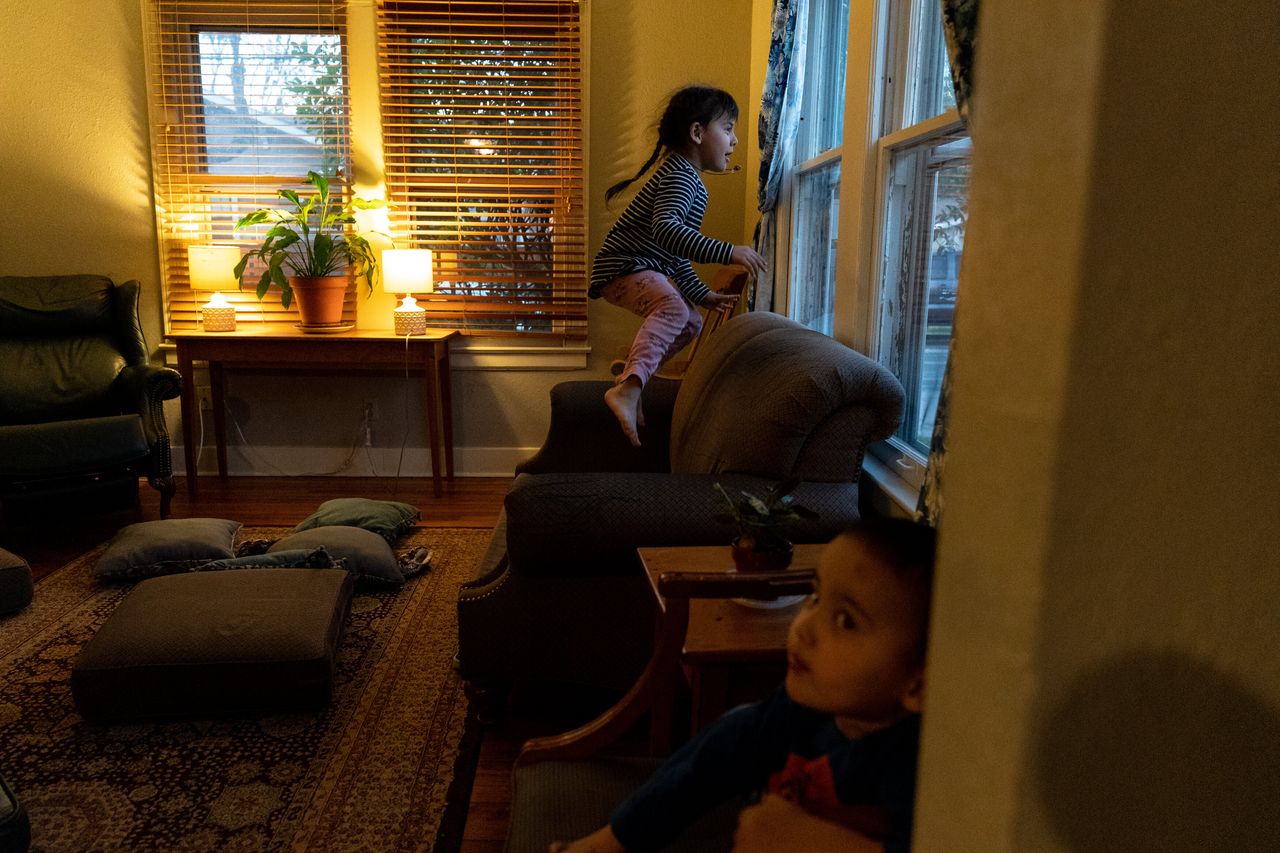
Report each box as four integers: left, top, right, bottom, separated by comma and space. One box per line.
767, 754, 892, 838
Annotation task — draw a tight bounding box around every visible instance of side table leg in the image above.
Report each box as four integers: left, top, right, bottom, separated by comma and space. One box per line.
177, 345, 198, 494
438, 342, 455, 481
210, 360, 228, 479
423, 352, 442, 497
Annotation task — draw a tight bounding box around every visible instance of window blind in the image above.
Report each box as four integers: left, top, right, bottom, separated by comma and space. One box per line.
142, 0, 354, 330
376, 0, 587, 339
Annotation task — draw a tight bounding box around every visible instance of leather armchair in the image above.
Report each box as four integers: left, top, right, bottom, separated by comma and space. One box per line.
0, 275, 182, 521
457, 312, 904, 696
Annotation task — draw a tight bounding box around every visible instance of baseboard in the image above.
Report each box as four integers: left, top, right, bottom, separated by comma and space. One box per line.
173, 445, 536, 478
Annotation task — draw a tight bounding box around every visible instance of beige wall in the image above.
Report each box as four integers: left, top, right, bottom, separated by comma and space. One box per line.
913, 1, 1280, 849
0, 0, 761, 474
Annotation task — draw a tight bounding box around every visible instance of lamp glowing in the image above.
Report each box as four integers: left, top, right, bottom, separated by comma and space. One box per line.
381, 248, 433, 336
187, 245, 240, 332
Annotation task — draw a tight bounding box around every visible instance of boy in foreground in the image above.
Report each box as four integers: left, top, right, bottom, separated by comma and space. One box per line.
551, 518, 936, 852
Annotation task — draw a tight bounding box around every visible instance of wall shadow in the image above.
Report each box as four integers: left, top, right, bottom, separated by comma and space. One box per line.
1035, 650, 1280, 852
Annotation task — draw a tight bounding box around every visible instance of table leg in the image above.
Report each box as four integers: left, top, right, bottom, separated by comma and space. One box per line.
209, 361, 228, 479
177, 344, 198, 494
437, 342, 455, 481
422, 352, 442, 498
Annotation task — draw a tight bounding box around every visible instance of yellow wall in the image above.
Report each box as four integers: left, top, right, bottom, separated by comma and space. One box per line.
0, 0, 163, 349
0, 0, 763, 471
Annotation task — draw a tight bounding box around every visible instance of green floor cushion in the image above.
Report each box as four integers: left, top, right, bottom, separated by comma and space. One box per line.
93, 518, 242, 581
293, 497, 420, 544
268, 526, 404, 587
71, 568, 352, 722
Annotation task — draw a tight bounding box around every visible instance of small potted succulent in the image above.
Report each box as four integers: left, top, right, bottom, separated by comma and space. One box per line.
233, 171, 387, 328
714, 478, 819, 572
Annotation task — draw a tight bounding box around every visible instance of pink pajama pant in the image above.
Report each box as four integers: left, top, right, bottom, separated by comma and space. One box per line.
602, 270, 702, 387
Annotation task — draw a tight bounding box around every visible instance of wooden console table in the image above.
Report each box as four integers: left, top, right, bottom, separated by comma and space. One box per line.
169, 326, 458, 498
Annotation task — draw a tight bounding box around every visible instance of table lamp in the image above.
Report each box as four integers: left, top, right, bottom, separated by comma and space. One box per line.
187, 245, 240, 332
382, 248, 433, 336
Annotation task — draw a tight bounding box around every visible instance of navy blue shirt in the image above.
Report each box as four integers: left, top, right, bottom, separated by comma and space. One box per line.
590, 154, 734, 305
611, 687, 920, 852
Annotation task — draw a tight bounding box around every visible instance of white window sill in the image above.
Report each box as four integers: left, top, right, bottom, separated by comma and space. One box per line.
862, 453, 924, 521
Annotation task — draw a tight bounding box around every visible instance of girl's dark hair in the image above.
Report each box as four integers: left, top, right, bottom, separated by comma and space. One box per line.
605, 85, 740, 203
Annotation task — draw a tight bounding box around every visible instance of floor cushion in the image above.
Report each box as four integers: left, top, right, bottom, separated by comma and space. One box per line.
0, 548, 33, 616
71, 568, 353, 722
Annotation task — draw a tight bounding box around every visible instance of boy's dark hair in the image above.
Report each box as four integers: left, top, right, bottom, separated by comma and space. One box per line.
842, 517, 937, 662
605, 85, 740, 203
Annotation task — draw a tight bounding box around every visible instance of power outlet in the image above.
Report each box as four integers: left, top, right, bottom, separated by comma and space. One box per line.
196, 386, 213, 411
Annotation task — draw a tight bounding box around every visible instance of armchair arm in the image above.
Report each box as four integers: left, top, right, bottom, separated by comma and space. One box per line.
113, 364, 182, 476
516, 378, 680, 475
503, 471, 858, 576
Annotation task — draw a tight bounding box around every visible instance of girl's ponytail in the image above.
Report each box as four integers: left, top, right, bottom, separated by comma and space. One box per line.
605, 140, 663, 203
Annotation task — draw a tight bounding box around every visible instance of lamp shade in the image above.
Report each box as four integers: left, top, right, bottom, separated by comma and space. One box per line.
382, 249, 434, 294
187, 245, 240, 291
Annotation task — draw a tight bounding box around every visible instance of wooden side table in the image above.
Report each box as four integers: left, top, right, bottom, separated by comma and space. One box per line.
639, 544, 824, 745
169, 326, 458, 498
516, 545, 820, 765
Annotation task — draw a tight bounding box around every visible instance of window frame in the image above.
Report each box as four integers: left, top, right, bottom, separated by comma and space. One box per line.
831, 0, 966, 499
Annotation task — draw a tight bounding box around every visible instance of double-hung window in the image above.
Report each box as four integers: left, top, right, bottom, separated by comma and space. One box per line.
142, 0, 352, 329
782, 0, 851, 336
870, 0, 968, 475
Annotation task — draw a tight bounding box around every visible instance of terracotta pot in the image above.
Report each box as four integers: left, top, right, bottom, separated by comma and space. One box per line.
730, 538, 794, 573
288, 275, 349, 327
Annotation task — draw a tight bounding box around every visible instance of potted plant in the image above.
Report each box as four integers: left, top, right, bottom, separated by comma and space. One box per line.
233, 171, 387, 328
714, 478, 819, 572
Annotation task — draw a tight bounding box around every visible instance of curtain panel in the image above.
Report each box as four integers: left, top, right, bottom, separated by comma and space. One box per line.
752, 0, 808, 312
917, 0, 978, 524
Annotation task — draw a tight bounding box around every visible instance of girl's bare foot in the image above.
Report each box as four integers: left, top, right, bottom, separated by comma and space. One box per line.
604, 377, 643, 446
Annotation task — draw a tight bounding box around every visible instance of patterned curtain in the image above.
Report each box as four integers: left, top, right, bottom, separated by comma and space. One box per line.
917, 0, 978, 525
751, 0, 808, 311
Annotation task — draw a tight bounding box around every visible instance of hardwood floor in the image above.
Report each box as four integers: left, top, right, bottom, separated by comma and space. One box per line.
0, 474, 609, 852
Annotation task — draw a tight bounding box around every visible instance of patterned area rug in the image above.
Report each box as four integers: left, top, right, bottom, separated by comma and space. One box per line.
0, 526, 489, 852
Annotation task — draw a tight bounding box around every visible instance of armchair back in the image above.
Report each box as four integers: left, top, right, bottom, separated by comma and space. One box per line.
0, 275, 149, 425
670, 312, 904, 481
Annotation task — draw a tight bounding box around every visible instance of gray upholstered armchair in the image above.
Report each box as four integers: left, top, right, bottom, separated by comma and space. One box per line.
457, 312, 904, 699
0, 275, 182, 521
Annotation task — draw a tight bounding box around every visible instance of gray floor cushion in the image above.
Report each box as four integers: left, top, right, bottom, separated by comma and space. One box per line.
71, 568, 352, 722
0, 548, 33, 616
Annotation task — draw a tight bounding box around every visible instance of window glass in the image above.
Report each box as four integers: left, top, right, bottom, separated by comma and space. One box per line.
197, 32, 344, 177
791, 161, 842, 335
796, 0, 851, 162
876, 133, 970, 454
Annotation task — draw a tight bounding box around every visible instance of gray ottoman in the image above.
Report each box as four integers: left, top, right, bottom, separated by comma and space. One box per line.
0, 548, 33, 617
72, 568, 353, 722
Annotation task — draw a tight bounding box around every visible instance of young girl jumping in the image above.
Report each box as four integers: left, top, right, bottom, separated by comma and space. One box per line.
591, 85, 767, 446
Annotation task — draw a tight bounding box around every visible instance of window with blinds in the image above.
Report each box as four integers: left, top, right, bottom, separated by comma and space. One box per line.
376, 0, 587, 340
142, 0, 354, 330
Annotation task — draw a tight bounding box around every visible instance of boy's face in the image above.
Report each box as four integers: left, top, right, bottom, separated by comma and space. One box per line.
786, 533, 926, 737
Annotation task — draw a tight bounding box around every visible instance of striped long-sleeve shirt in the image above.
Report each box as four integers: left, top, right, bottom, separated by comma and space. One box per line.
590, 153, 734, 305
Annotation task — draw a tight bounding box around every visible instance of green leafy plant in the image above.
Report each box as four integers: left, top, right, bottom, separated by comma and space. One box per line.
233, 171, 387, 308
714, 478, 819, 552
